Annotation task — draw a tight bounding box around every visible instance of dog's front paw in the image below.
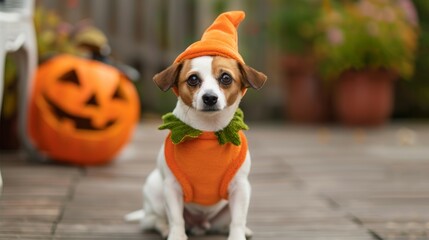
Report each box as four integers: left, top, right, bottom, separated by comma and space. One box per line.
167, 227, 187, 240
228, 227, 247, 240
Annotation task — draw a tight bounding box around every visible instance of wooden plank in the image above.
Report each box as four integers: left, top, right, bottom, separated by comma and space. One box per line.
0, 221, 53, 234
0, 234, 53, 239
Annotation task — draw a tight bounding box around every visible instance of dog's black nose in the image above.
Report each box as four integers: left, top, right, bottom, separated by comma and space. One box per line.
202, 94, 218, 106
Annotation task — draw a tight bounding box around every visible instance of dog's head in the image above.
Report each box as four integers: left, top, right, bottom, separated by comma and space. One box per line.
153, 55, 267, 112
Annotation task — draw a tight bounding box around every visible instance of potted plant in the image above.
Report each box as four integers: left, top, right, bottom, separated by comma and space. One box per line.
316, 0, 419, 126
268, 0, 330, 123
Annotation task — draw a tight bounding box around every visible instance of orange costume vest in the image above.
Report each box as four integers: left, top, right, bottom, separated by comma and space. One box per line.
164, 131, 248, 206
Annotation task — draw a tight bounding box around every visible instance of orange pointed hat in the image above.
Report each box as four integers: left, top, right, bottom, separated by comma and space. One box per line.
174, 11, 245, 64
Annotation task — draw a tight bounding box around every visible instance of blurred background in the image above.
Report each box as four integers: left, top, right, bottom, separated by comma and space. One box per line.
1, 0, 428, 150
1, 1, 429, 238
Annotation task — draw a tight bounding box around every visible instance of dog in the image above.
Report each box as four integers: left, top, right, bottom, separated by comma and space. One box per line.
125, 11, 267, 240
127, 55, 266, 240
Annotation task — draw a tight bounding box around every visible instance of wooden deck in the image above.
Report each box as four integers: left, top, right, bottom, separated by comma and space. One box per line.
1, 122, 429, 240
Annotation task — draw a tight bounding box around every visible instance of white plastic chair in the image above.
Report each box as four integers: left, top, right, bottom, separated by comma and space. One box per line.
0, 0, 43, 193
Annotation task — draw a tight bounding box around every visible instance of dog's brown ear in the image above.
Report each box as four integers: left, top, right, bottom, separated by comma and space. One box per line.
238, 63, 267, 90
153, 62, 182, 91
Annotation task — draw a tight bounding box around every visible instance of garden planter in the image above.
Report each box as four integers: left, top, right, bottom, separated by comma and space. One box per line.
334, 69, 396, 126
282, 55, 330, 123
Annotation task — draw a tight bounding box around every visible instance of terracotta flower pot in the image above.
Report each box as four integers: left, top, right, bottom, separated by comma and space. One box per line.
282, 55, 330, 123
334, 69, 396, 126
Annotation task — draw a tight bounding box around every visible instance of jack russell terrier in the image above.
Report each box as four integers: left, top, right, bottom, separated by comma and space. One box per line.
126, 11, 267, 240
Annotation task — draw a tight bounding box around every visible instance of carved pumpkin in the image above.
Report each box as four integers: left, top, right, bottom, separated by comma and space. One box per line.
28, 55, 140, 165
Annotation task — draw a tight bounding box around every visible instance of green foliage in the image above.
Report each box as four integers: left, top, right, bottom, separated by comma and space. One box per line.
213, 0, 229, 14
215, 108, 249, 145
268, 0, 321, 54
315, 0, 419, 80
2, 56, 18, 117
159, 112, 202, 144
159, 109, 248, 146
394, 0, 429, 117
411, 0, 429, 89
34, 7, 108, 62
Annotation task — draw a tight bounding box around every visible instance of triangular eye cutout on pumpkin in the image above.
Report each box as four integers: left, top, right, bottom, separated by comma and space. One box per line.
85, 94, 99, 107
112, 85, 126, 101
59, 69, 80, 86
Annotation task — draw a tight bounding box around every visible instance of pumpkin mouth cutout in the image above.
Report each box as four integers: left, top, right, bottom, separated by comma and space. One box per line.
43, 94, 116, 131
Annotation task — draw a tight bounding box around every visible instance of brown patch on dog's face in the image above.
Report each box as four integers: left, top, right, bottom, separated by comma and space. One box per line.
176, 60, 197, 107
211, 56, 244, 107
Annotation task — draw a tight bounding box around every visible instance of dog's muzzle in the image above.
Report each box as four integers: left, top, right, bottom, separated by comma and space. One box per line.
201, 93, 220, 111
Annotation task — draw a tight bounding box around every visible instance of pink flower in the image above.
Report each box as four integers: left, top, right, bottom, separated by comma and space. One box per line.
397, 0, 418, 27
327, 27, 343, 45
358, 0, 376, 17
57, 23, 72, 36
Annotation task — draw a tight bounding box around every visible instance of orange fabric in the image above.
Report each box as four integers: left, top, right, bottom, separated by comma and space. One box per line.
174, 11, 245, 64
164, 131, 248, 206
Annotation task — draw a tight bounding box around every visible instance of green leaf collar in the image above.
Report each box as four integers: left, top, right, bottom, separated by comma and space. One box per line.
158, 109, 249, 146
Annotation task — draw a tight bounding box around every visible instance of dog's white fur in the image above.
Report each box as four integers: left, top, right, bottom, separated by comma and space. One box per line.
127, 56, 266, 240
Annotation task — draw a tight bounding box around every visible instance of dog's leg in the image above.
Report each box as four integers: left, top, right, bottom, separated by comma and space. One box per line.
224, 151, 252, 240
141, 169, 169, 237
227, 178, 251, 240
163, 177, 187, 240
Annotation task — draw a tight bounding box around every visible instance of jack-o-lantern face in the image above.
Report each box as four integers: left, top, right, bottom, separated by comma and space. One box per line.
43, 68, 122, 131
28, 55, 140, 165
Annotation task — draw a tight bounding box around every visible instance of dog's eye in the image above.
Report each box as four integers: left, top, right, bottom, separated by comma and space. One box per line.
219, 73, 233, 85
187, 75, 200, 87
